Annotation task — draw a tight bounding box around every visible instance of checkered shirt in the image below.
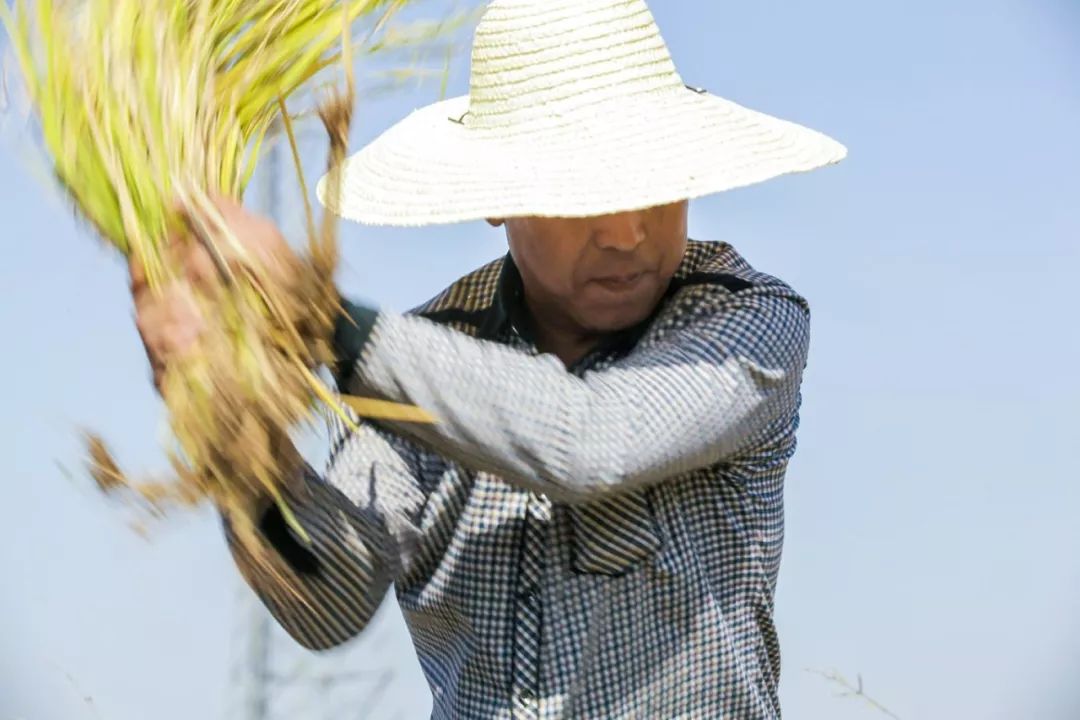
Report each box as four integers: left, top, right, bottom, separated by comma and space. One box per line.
225, 239, 811, 719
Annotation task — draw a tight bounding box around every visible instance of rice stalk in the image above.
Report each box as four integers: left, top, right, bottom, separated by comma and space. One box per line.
0, 0, 444, 582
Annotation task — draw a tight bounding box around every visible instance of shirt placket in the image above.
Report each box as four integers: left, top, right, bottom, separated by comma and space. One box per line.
511, 492, 551, 720
504, 328, 591, 719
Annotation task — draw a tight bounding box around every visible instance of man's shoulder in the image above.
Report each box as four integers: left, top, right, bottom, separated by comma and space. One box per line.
407, 255, 506, 318
679, 240, 807, 310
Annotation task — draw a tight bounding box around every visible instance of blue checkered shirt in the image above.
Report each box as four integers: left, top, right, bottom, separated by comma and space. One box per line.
225, 240, 811, 719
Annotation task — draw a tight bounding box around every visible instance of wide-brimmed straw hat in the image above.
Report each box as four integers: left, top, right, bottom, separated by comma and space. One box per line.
317, 0, 847, 227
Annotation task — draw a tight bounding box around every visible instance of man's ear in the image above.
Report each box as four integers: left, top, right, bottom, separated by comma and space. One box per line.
486, 218, 505, 228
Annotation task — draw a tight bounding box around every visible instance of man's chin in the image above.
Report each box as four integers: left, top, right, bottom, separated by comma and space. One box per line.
580, 305, 654, 335
575, 282, 666, 335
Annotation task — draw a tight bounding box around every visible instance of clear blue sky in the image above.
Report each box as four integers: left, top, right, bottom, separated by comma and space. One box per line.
2, 1, 1078, 718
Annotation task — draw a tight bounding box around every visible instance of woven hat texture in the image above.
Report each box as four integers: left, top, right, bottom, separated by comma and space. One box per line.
317, 0, 848, 226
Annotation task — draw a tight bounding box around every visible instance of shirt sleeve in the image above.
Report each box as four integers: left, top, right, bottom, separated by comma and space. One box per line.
336, 286, 810, 504
223, 412, 441, 651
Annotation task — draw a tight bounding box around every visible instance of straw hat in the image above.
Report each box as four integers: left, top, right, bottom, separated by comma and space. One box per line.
317, 0, 847, 227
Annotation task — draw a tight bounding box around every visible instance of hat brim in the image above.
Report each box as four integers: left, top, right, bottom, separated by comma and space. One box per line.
316, 86, 847, 227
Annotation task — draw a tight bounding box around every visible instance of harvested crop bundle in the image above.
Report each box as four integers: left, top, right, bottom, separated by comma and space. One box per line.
1, 0, 435, 575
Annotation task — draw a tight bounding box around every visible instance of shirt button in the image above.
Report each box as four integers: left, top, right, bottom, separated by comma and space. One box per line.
520, 689, 536, 703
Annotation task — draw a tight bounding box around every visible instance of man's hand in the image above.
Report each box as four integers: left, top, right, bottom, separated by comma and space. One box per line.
131, 196, 301, 392
131, 196, 311, 521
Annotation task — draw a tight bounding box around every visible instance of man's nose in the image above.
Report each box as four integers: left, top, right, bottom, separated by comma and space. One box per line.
592, 212, 647, 252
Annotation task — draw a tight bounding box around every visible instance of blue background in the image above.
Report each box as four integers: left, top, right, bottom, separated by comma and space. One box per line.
2, 1, 1077, 718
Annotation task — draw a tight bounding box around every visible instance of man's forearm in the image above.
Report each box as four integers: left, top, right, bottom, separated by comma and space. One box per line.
333, 290, 808, 504
223, 408, 436, 650
223, 463, 394, 651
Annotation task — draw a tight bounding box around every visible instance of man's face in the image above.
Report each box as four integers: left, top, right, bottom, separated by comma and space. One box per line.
496, 201, 689, 335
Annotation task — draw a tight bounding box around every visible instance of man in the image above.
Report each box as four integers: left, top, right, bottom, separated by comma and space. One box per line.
135, 0, 846, 717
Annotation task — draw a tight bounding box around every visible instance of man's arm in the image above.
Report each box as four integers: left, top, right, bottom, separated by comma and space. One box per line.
224, 415, 439, 651
335, 285, 809, 505
123, 196, 442, 650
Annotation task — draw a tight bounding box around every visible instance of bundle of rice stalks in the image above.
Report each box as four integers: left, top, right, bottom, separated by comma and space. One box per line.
1, 0, 437, 571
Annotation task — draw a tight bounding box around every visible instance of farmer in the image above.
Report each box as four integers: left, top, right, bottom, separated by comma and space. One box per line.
133, 0, 845, 717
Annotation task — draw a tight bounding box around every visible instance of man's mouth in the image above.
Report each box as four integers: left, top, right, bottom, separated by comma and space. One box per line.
592, 272, 647, 291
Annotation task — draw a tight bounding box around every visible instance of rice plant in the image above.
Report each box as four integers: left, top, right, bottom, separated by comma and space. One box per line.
0, 0, 441, 585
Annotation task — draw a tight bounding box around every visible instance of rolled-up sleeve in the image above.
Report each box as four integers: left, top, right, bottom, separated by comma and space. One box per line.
337, 287, 810, 504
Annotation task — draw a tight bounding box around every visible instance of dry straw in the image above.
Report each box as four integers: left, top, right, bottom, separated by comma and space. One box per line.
0, 0, 442, 580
